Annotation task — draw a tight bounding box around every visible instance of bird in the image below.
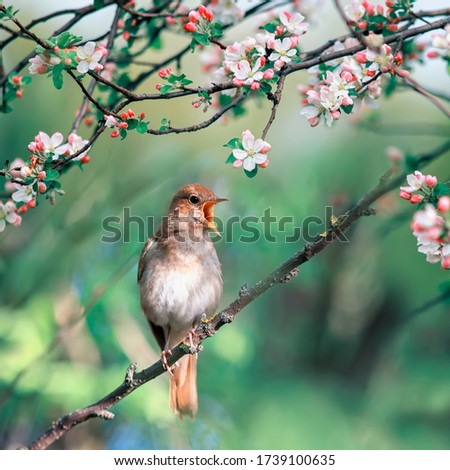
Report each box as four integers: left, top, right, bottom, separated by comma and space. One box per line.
138, 183, 226, 418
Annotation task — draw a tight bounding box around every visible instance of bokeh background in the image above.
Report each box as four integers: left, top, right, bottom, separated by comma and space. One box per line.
1, 0, 449, 450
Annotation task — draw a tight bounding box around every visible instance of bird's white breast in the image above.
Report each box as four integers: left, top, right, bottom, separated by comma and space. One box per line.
139, 237, 222, 332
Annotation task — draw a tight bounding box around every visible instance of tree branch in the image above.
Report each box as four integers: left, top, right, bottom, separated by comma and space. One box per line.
26, 139, 450, 450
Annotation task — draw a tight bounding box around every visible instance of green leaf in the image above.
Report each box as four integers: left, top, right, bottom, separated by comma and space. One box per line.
136, 122, 148, 134
94, 0, 105, 9
127, 119, 139, 130
45, 169, 60, 181
223, 138, 241, 149
341, 104, 354, 114
225, 154, 236, 164
371, 15, 388, 23
244, 167, 258, 178
433, 183, 450, 198
52, 65, 64, 90
159, 84, 173, 94
22, 76, 32, 85
261, 23, 276, 33
193, 33, 210, 46
120, 129, 127, 140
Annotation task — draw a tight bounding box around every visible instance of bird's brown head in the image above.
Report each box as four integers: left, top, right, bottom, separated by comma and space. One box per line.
168, 184, 227, 237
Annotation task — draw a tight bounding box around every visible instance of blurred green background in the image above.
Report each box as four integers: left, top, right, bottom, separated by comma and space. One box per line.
1, 0, 450, 450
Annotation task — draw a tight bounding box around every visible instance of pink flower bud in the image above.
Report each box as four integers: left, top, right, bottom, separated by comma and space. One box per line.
233, 159, 243, 168
355, 51, 367, 64
155, 83, 162, 90
267, 38, 275, 50
341, 96, 353, 106
12, 75, 22, 84
259, 56, 266, 66
38, 171, 46, 180
232, 78, 245, 87
357, 21, 367, 30
183, 22, 197, 33
261, 142, 272, 154
410, 194, 423, 204
263, 69, 274, 80
38, 182, 47, 193
250, 82, 260, 90
425, 175, 438, 188
331, 109, 341, 121
276, 25, 284, 36
199, 5, 213, 21
442, 257, 450, 270
258, 160, 269, 168
274, 59, 284, 71
399, 190, 411, 200
166, 16, 176, 26
437, 196, 450, 213
188, 11, 200, 22
290, 36, 299, 48
341, 71, 353, 82
377, 5, 384, 15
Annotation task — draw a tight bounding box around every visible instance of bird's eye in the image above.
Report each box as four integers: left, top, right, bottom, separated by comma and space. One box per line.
189, 195, 200, 205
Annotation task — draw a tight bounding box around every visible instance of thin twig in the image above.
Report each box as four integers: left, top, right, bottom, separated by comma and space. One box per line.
403, 75, 450, 119
261, 75, 286, 140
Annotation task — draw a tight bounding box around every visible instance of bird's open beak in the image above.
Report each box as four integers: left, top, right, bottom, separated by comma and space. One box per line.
202, 198, 227, 237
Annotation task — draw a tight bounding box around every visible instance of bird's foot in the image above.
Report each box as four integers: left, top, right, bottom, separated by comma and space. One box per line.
161, 349, 174, 375
188, 327, 198, 357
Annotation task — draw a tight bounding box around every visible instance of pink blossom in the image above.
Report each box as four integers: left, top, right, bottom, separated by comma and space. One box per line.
28, 55, 48, 75
76, 42, 104, 74
232, 130, 270, 172
279, 11, 309, 36
424, 175, 438, 188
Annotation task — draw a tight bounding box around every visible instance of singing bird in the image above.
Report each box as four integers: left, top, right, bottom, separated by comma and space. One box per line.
138, 184, 226, 418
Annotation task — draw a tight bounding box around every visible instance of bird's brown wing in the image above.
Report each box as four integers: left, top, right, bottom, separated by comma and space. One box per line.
147, 318, 166, 351
137, 225, 162, 282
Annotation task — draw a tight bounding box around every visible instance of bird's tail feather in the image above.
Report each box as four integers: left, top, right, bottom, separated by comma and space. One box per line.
169, 354, 197, 419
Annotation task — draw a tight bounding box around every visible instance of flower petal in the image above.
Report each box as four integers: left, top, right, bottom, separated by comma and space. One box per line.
77, 61, 89, 74
243, 156, 255, 171
232, 149, 248, 160
242, 130, 255, 150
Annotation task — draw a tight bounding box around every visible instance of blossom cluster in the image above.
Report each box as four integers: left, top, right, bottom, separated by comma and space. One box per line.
201, 10, 308, 97
224, 129, 271, 177
29, 38, 107, 79
399, 171, 450, 269
300, 39, 407, 127
104, 109, 149, 139
344, 0, 405, 34
427, 25, 450, 60
1, 130, 91, 230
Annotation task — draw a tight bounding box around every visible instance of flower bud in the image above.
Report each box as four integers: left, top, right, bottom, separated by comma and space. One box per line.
425, 175, 438, 188
437, 196, 450, 213
441, 257, 450, 269
233, 159, 243, 168
399, 190, 411, 200
410, 194, 423, 204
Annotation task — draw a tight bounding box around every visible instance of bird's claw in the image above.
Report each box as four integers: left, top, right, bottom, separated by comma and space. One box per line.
161, 349, 173, 375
